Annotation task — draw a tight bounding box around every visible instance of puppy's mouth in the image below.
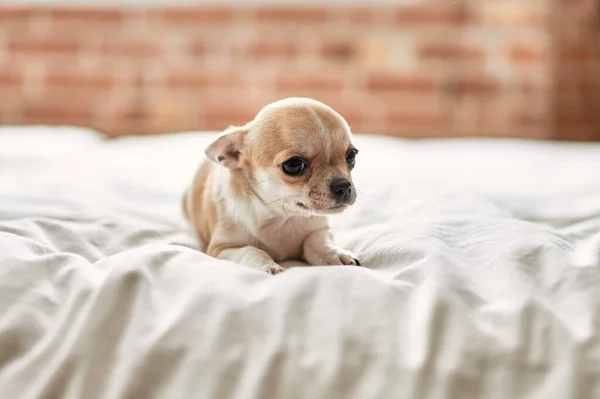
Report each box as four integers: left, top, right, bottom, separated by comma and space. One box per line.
295, 201, 348, 214
328, 203, 349, 213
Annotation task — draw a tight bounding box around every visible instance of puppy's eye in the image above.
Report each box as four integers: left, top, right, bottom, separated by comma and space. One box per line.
282, 157, 307, 176
346, 149, 358, 168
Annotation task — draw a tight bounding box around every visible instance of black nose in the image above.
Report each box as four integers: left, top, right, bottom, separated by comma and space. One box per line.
330, 178, 352, 203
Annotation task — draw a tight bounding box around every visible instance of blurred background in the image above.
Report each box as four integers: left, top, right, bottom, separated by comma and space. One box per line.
0, 0, 599, 140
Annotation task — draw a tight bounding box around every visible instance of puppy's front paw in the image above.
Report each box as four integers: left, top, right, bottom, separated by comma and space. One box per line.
307, 247, 361, 267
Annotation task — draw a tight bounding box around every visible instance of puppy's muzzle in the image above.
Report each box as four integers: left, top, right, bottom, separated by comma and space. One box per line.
330, 178, 352, 204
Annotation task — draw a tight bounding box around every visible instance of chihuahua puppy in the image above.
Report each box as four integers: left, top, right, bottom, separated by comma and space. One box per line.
182, 97, 360, 274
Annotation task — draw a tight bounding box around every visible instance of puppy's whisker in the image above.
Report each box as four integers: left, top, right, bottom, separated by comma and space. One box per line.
355, 187, 372, 196
242, 180, 266, 194
356, 186, 373, 196
264, 198, 282, 206
282, 203, 291, 219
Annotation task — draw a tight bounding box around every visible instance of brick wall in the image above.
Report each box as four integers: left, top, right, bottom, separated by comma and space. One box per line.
0, 1, 599, 140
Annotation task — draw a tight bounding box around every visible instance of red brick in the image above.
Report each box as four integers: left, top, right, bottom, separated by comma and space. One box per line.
554, 70, 589, 91
146, 98, 201, 134
0, 6, 36, 21
108, 103, 146, 120
254, 6, 328, 23
343, 108, 388, 133
144, 119, 202, 136
556, 113, 588, 128
50, 8, 123, 22
441, 78, 498, 96
186, 41, 212, 58
0, 70, 22, 86
383, 125, 451, 138
386, 110, 452, 127
418, 43, 484, 60
513, 113, 547, 128
203, 103, 257, 129
100, 41, 159, 58
275, 75, 344, 92
321, 42, 356, 62
509, 46, 546, 63
167, 71, 246, 89
0, 82, 22, 96
42, 9, 125, 38
549, 7, 596, 30
23, 85, 113, 117
167, 74, 208, 89
477, 3, 546, 27
203, 73, 247, 89
516, 81, 549, 96
24, 103, 95, 120
45, 73, 114, 89
555, 96, 587, 120
156, 6, 234, 23
558, 47, 595, 61
367, 75, 436, 93
341, 111, 364, 128
9, 37, 79, 54
0, 7, 35, 35
346, 7, 374, 25
235, 42, 298, 58
553, 127, 598, 141
396, 5, 468, 26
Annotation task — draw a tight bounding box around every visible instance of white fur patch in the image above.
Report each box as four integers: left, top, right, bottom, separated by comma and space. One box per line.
308, 106, 330, 146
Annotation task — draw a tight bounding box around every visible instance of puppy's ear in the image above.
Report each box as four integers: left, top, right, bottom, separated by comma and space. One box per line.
205, 125, 249, 169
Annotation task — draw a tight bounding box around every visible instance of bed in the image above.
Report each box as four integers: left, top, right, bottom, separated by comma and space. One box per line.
1, 125, 600, 399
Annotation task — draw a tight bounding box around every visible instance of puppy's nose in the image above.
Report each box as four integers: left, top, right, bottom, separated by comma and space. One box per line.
330, 178, 352, 203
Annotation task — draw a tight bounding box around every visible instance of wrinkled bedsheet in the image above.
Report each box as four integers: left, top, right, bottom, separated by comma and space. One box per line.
1, 126, 600, 399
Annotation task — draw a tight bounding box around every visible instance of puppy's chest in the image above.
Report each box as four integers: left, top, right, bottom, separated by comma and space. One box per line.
255, 218, 312, 262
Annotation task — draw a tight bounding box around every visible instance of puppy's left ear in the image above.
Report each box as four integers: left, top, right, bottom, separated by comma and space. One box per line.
205, 125, 249, 169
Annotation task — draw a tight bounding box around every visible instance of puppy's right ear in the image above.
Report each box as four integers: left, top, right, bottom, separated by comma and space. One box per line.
205, 125, 249, 169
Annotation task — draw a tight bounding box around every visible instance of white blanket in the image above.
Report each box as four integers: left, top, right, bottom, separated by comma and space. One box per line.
1, 126, 600, 399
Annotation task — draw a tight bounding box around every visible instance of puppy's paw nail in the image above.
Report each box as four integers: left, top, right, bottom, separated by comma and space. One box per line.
266, 265, 286, 275
353, 257, 361, 266
336, 252, 358, 266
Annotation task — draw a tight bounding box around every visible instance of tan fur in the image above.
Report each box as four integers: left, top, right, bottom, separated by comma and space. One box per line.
182, 97, 360, 274
183, 161, 218, 246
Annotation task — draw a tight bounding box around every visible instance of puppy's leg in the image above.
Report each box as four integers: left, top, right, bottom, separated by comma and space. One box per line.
216, 245, 286, 275
303, 229, 360, 267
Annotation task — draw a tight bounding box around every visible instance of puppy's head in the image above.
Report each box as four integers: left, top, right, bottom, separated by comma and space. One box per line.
206, 98, 359, 216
